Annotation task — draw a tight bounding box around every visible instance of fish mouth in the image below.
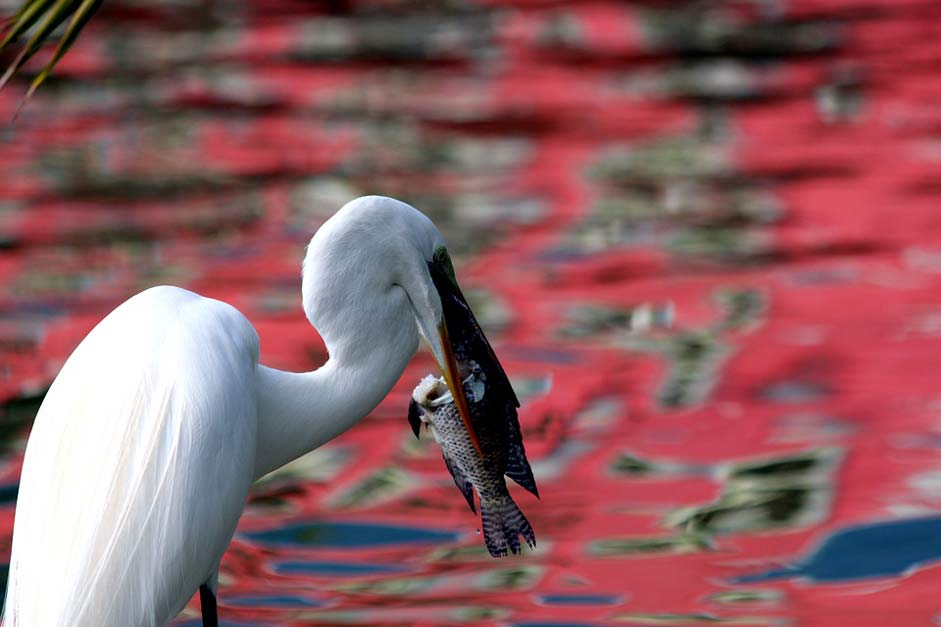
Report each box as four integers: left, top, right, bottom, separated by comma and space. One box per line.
420, 372, 480, 409
407, 375, 451, 439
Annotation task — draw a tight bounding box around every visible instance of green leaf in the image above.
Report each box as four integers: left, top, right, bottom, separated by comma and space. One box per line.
25, 0, 103, 97
0, 0, 56, 49
3, 0, 48, 29
0, 0, 78, 91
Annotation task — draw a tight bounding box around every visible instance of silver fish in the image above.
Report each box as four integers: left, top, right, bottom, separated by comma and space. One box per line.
410, 366, 536, 557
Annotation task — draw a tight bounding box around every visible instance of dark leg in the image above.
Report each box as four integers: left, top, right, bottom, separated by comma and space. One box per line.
199, 584, 218, 627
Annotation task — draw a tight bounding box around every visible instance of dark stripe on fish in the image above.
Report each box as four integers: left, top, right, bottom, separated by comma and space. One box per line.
480, 492, 536, 557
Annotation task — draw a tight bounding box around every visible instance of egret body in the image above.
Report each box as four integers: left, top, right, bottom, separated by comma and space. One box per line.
3, 196, 487, 626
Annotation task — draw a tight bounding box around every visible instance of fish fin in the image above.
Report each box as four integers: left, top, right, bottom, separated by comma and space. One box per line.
430, 263, 519, 408
505, 413, 539, 498
442, 453, 476, 514
407, 398, 423, 439
505, 449, 539, 498
480, 492, 536, 558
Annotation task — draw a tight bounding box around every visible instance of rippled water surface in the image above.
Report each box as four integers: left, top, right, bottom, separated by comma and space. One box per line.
2, 0, 941, 625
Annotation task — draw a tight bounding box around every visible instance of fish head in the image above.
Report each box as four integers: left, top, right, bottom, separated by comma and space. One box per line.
408, 375, 449, 438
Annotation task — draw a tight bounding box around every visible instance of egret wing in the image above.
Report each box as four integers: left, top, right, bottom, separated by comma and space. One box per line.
3, 287, 259, 627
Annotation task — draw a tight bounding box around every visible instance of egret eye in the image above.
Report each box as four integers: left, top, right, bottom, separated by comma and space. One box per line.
433, 246, 458, 287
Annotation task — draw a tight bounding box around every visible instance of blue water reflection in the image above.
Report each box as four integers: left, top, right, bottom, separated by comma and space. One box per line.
176, 621, 262, 627
273, 560, 409, 576
735, 516, 941, 583
537, 594, 622, 606
0, 484, 18, 505
243, 521, 460, 549
228, 595, 323, 607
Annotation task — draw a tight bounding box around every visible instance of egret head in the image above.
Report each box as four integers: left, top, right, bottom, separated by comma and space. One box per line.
302, 195, 504, 451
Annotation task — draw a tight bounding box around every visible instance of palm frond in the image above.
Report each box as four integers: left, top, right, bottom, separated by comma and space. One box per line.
0, 0, 103, 98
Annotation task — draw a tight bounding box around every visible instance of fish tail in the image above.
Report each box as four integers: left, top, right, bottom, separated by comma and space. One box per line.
480, 492, 535, 557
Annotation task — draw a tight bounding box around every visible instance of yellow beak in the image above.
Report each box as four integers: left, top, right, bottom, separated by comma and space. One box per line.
437, 322, 483, 458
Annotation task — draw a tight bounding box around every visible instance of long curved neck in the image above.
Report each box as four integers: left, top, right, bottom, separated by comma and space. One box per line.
252, 305, 418, 480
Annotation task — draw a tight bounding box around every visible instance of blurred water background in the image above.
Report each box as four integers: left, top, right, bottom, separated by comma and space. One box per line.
2, 0, 941, 625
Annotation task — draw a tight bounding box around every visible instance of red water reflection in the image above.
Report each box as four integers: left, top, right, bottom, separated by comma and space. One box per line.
2, 1, 941, 625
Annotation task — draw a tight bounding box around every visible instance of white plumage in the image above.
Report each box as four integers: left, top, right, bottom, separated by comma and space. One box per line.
6, 287, 259, 625
3, 196, 476, 626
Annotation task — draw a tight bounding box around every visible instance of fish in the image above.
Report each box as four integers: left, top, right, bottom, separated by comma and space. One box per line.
409, 363, 537, 557
425, 259, 538, 497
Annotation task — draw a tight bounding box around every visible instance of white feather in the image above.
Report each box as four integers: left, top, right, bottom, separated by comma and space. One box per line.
5, 286, 259, 626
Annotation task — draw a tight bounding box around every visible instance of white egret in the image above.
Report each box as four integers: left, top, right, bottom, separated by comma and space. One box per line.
2, 196, 497, 626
